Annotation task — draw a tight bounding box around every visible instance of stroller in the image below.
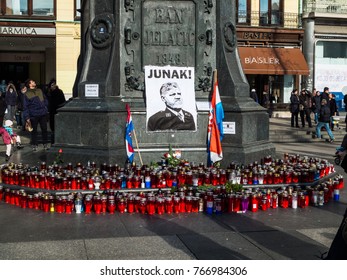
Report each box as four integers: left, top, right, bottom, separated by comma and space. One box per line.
334, 146, 345, 165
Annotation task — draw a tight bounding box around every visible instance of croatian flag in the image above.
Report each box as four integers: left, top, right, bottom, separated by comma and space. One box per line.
207, 72, 224, 165
125, 104, 134, 163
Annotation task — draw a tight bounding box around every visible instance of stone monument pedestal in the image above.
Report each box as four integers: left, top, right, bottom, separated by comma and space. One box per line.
54, 0, 275, 167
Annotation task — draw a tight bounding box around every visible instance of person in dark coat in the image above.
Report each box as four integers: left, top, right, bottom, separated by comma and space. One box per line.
299, 88, 312, 128
311, 89, 321, 124
147, 82, 196, 131
290, 89, 300, 128
250, 89, 258, 103
315, 99, 334, 142
329, 93, 338, 130
23, 79, 49, 151
321, 87, 330, 103
5, 82, 18, 121
47, 81, 66, 138
0, 91, 6, 126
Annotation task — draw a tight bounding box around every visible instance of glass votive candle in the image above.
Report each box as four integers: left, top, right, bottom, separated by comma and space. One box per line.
101, 195, 107, 213
173, 196, 180, 213
282, 192, 289, 208
93, 196, 102, 214
65, 197, 73, 214
107, 199, 116, 214
165, 197, 173, 214
156, 197, 165, 215
185, 196, 192, 213
42, 196, 50, 212
139, 197, 147, 214
84, 196, 93, 214
192, 197, 199, 213
27, 194, 34, 208
18, 192, 26, 209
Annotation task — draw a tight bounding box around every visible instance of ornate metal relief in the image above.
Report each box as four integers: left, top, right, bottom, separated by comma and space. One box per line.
90, 14, 115, 49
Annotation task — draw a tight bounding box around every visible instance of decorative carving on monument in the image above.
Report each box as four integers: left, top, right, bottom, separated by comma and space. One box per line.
204, 0, 213, 14
90, 14, 115, 49
223, 22, 237, 52
124, 0, 134, 12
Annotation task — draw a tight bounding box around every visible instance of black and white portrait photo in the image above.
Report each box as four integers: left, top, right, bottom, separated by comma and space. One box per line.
145, 66, 197, 132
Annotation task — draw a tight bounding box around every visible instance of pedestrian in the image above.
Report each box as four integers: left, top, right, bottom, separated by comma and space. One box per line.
315, 99, 334, 143
312, 89, 321, 124
299, 88, 312, 128
23, 79, 49, 151
16, 83, 26, 130
289, 89, 300, 128
0, 126, 12, 161
250, 88, 258, 103
262, 90, 271, 117
3, 119, 22, 149
0, 89, 6, 126
0, 80, 6, 95
321, 86, 330, 103
47, 80, 66, 143
329, 93, 338, 130
5, 82, 17, 122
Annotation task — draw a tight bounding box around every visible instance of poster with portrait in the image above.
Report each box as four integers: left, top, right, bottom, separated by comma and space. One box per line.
145, 65, 197, 132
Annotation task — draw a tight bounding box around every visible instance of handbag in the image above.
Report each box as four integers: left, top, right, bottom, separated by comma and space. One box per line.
25, 121, 33, 132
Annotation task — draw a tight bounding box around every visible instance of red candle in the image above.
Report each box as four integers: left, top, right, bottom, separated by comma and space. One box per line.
84, 197, 93, 214
156, 197, 165, 215
127, 196, 135, 213
185, 196, 193, 213
173, 196, 180, 213
165, 197, 173, 214
139, 198, 147, 214
65, 198, 73, 214
147, 196, 155, 215
107, 199, 116, 214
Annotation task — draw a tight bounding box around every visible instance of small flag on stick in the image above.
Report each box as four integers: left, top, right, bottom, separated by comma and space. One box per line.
125, 104, 134, 163
207, 70, 224, 165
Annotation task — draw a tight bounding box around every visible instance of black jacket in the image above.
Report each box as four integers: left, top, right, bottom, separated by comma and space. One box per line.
290, 94, 300, 113
319, 105, 331, 123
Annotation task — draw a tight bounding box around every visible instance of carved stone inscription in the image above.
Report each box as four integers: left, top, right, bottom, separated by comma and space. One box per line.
142, 1, 195, 67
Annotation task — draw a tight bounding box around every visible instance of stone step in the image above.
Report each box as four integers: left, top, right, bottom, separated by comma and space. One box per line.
269, 118, 346, 144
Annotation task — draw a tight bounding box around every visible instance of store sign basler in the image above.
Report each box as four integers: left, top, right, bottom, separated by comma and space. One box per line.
0, 26, 55, 36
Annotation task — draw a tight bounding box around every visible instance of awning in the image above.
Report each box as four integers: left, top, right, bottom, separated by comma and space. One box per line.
238, 47, 309, 75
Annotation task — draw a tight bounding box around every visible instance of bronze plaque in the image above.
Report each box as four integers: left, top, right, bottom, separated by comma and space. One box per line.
142, 1, 196, 67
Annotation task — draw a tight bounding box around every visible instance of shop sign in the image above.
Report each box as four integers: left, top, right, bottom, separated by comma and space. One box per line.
0, 52, 45, 63
244, 56, 280, 65
242, 32, 273, 40
0, 26, 55, 36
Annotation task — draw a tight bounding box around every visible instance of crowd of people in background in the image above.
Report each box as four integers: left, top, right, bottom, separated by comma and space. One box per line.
289, 86, 339, 143
0, 78, 66, 161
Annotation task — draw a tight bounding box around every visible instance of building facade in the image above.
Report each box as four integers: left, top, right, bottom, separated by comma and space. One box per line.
302, 0, 347, 110
0, 0, 80, 97
236, 0, 308, 106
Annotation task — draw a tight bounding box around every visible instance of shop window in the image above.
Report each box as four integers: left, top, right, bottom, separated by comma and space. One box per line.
32, 0, 53, 16
75, 0, 80, 20
1, 0, 54, 17
259, 0, 283, 26
236, 0, 251, 25
321, 41, 347, 59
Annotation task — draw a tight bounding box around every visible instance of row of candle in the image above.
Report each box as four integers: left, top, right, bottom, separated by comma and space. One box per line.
0, 175, 343, 215
0, 154, 336, 191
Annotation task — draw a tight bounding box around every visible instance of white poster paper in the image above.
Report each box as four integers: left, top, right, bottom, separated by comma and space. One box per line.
145, 66, 197, 131
85, 84, 99, 97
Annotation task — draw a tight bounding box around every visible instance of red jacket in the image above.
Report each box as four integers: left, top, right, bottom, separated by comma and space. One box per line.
0, 127, 11, 145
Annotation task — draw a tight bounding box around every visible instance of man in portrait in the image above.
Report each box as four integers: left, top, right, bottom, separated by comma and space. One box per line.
147, 82, 196, 131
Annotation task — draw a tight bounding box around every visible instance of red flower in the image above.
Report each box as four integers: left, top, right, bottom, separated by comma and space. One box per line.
58, 149, 63, 153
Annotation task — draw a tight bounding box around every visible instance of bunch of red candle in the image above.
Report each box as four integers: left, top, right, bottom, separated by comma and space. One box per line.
0, 154, 337, 192
0, 174, 343, 215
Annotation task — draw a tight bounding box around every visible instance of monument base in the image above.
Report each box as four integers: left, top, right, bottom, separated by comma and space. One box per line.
54, 98, 275, 167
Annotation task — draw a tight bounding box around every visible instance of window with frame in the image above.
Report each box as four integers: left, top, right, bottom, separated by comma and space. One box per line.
259, 0, 283, 26
75, 0, 80, 20
1, 0, 54, 17
236, 0, 251, 25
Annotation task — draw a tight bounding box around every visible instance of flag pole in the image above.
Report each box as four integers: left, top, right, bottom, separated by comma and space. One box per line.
133, 128, 143, 166
213, 69, 217, 85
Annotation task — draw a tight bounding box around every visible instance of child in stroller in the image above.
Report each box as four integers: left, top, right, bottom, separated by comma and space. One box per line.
335, 133, 347, 165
